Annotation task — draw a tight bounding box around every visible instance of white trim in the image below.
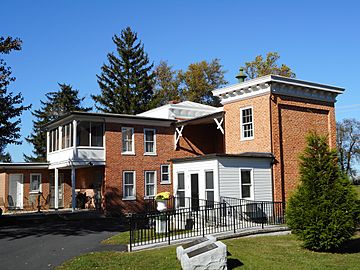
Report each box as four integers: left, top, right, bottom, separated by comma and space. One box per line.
239, 168, 254, 200
204, 170, 215, 203
240, 106, 254, 141
123, 171, 136, 200
214, 118, 224, 134
29, 173, 42, 193
175, 171, 186, 208
160, 164, 171, 184
121, 127, 135, 155
174, 126, 184, 149
143, 128, 156, 155
144, 170, 157, 199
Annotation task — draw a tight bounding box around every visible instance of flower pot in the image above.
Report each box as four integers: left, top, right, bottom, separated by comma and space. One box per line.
157, 200, 167, 212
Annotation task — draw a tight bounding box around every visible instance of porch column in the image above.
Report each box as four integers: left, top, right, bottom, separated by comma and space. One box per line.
71, 167, 76, 212
54, 168, 59, 210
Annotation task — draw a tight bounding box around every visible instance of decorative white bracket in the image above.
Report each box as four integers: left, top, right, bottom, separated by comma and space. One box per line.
174, 125, 184, 149
214, 118, 224, 134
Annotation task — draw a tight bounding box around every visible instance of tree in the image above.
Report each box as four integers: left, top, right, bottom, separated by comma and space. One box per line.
0, 36, 31, 160
152, 61, 181, 106
286, 132, 359, 251
179, 59, 227, 106
92, 27, 155, 114
25, 83, 91, 161
336, 118, 360, 179
242, 52, 295, 79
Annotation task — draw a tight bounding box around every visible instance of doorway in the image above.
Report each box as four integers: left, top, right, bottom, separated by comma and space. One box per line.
190, 173, 199, 211
50, 173, 64, 208
8, 174, 23, 209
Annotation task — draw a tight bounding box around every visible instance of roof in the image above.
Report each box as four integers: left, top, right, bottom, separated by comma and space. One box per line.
44, 111, 176, 130
169, 152, 274, 163
212, 74, 345, 97
174, 111, 224, 127
0, 162, 49, 170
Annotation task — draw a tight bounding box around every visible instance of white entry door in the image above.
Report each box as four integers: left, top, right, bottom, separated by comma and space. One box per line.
9, 174, 23, 209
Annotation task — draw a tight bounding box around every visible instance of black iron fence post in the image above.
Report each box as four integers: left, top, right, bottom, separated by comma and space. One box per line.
232, 206, 236, 233
202, 210, 205, 237
167, 212, 171, 245
129, 214, 133, 252
261, 202, 264, 229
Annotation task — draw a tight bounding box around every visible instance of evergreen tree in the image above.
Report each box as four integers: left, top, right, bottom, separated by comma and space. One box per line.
92, 27, 155, 114
286, 132, 359, 251
25, 83, 91, 161
0, 36, 31, 160
242, 52, 295, 79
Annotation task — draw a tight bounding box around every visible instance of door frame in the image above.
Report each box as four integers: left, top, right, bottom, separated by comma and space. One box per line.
8, 174, 24, 209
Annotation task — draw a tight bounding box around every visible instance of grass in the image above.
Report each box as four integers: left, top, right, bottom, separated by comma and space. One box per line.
354, 185, 360, 198
102, 231, 130, 245
58, 233, 360, 270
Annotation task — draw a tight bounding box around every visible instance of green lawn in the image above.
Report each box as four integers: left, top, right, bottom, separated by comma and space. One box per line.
58, 233, 360, 270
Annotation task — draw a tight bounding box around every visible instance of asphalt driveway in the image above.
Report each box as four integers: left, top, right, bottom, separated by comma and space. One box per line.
0, 212, 127, 270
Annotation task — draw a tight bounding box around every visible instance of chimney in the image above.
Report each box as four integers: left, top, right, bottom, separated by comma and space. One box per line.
235, 68, 247, 83
168, 100, 180, 104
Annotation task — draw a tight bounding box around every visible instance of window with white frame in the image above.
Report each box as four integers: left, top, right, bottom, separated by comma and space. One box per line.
160, 164, 171, 184
205, 171, 214, 208
123, 171, 135, 199
144, 128, 156, 154
144, 171, 156, 198
76, 121, 104, 147
122, 127, 134, 154
241, 107, 254, 140
61, 122, 73, 149
240, 169, 252, 199
177, 172, 185, 207
49, 128, 60, 152
30, 174, 41, 193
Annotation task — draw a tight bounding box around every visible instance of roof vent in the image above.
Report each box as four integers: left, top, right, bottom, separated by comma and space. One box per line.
235, 68, 247, 83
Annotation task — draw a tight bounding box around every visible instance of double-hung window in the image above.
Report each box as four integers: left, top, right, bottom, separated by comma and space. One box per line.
144, 129, 156, 154
205, 171, 214, 208
123, 171, 135, 199
177, 172, 185, 207
160, 164, 171, 184
144, 171, 156, 198
240, 107, 254, 140
30, 174, 41, 193
122, 127, 134, 154
240, 169, 252, 199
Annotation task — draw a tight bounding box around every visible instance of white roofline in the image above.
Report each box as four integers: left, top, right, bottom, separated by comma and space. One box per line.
212, 74, 345, 96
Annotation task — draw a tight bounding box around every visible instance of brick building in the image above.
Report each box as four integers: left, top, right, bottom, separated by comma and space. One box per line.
0, 75, 343, 214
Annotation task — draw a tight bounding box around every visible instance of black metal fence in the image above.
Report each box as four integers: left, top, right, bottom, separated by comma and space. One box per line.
128, 197, 285, 251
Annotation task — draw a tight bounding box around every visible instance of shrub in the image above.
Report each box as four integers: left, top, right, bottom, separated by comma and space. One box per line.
286, 132, 359, 251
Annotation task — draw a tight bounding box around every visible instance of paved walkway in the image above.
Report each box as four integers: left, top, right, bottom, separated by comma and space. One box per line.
0, 212, 127, 270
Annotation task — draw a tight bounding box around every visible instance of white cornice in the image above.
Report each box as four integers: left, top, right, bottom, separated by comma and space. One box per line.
212, 75, 344, 105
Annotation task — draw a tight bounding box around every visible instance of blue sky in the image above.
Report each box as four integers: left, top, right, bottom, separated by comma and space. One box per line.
2, 0, 360, 161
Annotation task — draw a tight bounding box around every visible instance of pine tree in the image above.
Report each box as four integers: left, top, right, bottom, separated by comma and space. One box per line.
286, 132, 360, 251
92, 27, 155, 114
0, 36, 31, 160
25, 83, 91, 161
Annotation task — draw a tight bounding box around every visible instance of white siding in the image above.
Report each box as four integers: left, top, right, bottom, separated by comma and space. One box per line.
218, 157, 272, 201
173, 159, 219, 202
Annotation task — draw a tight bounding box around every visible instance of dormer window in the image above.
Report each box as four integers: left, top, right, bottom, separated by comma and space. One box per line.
240, 107, 254, 140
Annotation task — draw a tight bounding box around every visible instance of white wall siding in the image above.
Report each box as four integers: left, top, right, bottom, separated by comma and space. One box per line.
218, 157, 273, 201
173, 159, 219, 202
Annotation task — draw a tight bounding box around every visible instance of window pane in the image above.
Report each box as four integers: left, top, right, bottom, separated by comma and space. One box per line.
178, 173, 184, 189
146, 185, 154, 197
91, 122, 104, 147
242, 185, 250, 198
205, 171, 214, 189
31, 175, 40, 191
162, 165, 169, 173
55, 129, 59, 150
124, 172, 134, 184
146, 172, 155, 184
177, 191, 185, 207
145, 142, 153, 153
241, 170, 251, 184
77, 121, 90, 146
125, 186, 133, 197
122, 128, 133, 152
145, 130, 154, 141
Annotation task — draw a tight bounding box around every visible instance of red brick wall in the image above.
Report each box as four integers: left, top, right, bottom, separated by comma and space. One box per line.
104, 123, 199, 215
270, 94, 337, 201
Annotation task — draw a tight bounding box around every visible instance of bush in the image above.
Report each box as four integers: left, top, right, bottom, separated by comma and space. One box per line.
286, 133, 359, 251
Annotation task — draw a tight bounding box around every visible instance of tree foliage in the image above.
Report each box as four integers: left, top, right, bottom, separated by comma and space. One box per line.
242, 52, 295, 79
336, 118, 360, 179
286, 132, 359, 251
92, 27, 155, 114
0, 36, 30, 161
25, 83, 91, 162
153, 59, 227, 107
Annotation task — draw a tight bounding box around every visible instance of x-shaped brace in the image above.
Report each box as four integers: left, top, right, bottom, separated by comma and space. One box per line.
174, 125, 184, 149
214, 118, 224, 134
